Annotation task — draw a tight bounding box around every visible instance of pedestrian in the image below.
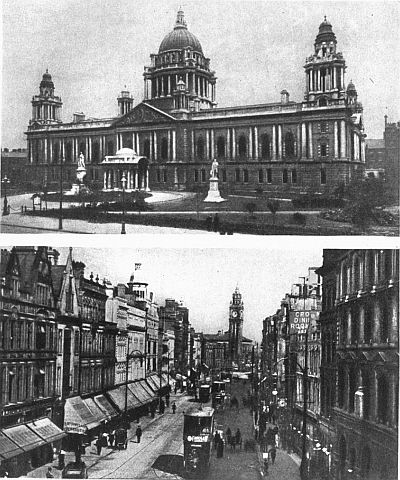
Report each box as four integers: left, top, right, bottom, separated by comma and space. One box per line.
205, 215, 212, 231
226, 427, 232, 446
214, 431, 221, 450
96, 435, 103, 455
108, 430, 115, 447
46, 467, 54, 478
235, 428, 242, 450
136, 425, 142, 443
269, 446, 276, 465
172, 402, 177, 414
166, 392, 170, 407
174, 383, 178, 394
58, 450, 65, 469
216, 438, 224, 458
160, 399, 165, 414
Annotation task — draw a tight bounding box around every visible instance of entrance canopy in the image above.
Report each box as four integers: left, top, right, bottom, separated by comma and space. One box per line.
101, 148, 149, 191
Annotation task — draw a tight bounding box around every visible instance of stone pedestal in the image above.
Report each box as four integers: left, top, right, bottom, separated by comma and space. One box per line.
204, 177, 226, 203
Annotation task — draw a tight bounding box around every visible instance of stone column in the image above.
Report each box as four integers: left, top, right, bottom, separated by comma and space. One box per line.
153, 131, 157, 160
150, 133, 154, 160
172, 130, 176, 161
361, 138, 366, 163
272, 125, 276, 160
146, 168, 150, 191
278, 125, 282, 159
301, 123, 307, 158
135, 170, 139, 189
167, 130, 171, 160
29, 140, 33, 163
191, 131, 195, 159
168, 76, 171, 95
334, 121, 338, 158
49, 138, 53, 164
103, 171, 107, 189
136, 133, 140, 155
249, 127, 253, 158
254, 126, 258, 159
61, 139, 65, 160
308, 123, 313, 159
206, 130, 210, 159
232, 128, 236, 159
44, 138, 48, 163
332, 67, 336, 89
210, 130, 214, 158
340, 120, 346, 158
89, 137, 92, 162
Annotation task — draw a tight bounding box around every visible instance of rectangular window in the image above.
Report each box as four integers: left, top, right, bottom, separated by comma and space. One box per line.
321, 168, 327, 185
321, 144, 328, 157
201, 169, 206, 182
267, 169, 272, 184
291, 170, 297, 183
258, 169, 264, 183
163, 170, 167, 183
282, 169, 288, 184
235, 169, 240, 182
320, 122, 328, 133
222, 169, 227, 182
243, 169, 249, 183
194, 170, 199, 182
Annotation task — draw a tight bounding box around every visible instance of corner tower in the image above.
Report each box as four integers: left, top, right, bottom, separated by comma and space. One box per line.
304, 17, 346, 106
229, 286, 244, 367
143, 9, 217, 112
30, 70, 63, 125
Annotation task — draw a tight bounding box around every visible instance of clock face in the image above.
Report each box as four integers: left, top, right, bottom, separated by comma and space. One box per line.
231, 310, 238, 318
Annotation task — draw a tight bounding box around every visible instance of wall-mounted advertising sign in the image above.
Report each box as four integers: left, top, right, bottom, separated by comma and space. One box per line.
289, 310, 319, 334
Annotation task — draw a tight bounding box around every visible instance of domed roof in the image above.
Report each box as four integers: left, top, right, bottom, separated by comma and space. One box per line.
40, 69, 54, 89
347, 80, 357, 93
159, 9, 203, 54
315, 16, 337, 45
116, 147, 136, 156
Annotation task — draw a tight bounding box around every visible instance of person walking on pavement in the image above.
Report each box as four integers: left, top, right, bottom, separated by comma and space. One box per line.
166, 392, 170, 407
172, 402, 176, 414
136, 425, 142, 443
216, 437, 224, 458
46, 467, 54, 478
108, 430, 115, 448
58, 449, 66, 469
96, 435, 103, 455
226, 427, 232, 447
214, 431, 221, 450
235, 428, 242, 450
269, 446, 276, 465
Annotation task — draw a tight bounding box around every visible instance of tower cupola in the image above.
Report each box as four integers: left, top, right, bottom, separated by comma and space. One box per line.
117, 87, 134, 116
143, 9, 217, 111
304, 18, 346, 106
30, 69, 63, 126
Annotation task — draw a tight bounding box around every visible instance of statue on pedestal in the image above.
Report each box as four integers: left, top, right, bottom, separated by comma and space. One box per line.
210, 159, 218, 179
204, 158, 225, 203
76, 152, 87, 184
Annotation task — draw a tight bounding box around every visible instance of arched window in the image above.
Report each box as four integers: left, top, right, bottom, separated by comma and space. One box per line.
348, 448, 356, 474
320, 143, 328, 157
377, 374, 389, 424
362, 371, 371, 420
53, 142, 59, 163
284, 132, 295, 157
367, 251, 375, 286
92, 142, 100, 163
364, 301, 373, 343
66, 142, 73, 163
196, 136, 204, 159
319, 97, 328, 107
79, 142, 86, 155
354, 255, 360, 291
238, 135, 247, 157
360, 447, 371, 478
321, 168, 327, 185
348, 367, 357, 412
107, 141, 114, 155
161, 137, 168, 159
267, 169, 272, 183
143, 139, 150, 158
350, 306, 359, 344
261, 134, 271, 159
380, 297, 389, 343
217, 136, 225, 158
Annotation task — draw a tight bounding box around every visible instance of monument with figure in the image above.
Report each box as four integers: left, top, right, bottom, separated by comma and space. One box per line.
204, 158, 226, 203
67, 152, 89, 195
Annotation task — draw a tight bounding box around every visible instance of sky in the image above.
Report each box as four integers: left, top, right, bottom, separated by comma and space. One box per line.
1, 0, 399, 148
55, 246, 323, 343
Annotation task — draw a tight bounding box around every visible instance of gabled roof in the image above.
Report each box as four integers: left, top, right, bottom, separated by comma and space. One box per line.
51, 265, 66, 299
112, 102, 176, 128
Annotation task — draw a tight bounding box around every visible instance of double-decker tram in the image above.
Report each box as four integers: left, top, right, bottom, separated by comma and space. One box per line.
183, 407, 214, 477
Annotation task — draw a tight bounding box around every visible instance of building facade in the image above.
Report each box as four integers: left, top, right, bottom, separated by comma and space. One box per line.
25, 11, 365, 195
0, 247, 65, 477
332, 249, 398, 480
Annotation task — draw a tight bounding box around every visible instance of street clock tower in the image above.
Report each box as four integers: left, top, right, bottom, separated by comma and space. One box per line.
229, 286, 244, 365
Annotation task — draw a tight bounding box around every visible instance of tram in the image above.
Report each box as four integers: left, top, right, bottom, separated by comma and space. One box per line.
183, 407, 215, 478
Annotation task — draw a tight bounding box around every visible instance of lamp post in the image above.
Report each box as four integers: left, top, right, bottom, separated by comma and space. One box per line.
59, 156, 64, 230
2, 175, 10, 216
121, 171, 127, 234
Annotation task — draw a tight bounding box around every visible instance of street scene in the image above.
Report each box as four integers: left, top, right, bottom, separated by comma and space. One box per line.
1, 1, 399, 235
0, 247, 398, 479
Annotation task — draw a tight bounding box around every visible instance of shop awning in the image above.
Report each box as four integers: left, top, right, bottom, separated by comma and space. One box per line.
0, 431, 24, 460
129, 381, 150, 405
161, 374, 170, 388
106, 385, 140, 413
146, 374, 161, 392
26, 418, 66, 444
94, 395, 118, 419
139, 380, 157, 400
127, 384, 146, 406
82, 398, 107, 425
2, 424, 45, 452
64, 396, 101, 434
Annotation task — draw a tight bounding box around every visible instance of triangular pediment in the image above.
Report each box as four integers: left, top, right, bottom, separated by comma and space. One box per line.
113, 102, 176, 127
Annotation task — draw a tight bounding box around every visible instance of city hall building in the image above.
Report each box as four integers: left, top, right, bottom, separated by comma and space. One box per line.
25, 10, 366, 194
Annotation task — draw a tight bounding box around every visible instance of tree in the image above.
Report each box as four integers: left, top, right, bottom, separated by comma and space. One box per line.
267, 200, 280, 226
245, 202, 257, 219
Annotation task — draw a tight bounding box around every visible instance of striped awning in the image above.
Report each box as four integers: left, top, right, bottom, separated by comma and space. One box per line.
26, 418, 66, 444
0, 431, 24, 460
2, 424, 45, 452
